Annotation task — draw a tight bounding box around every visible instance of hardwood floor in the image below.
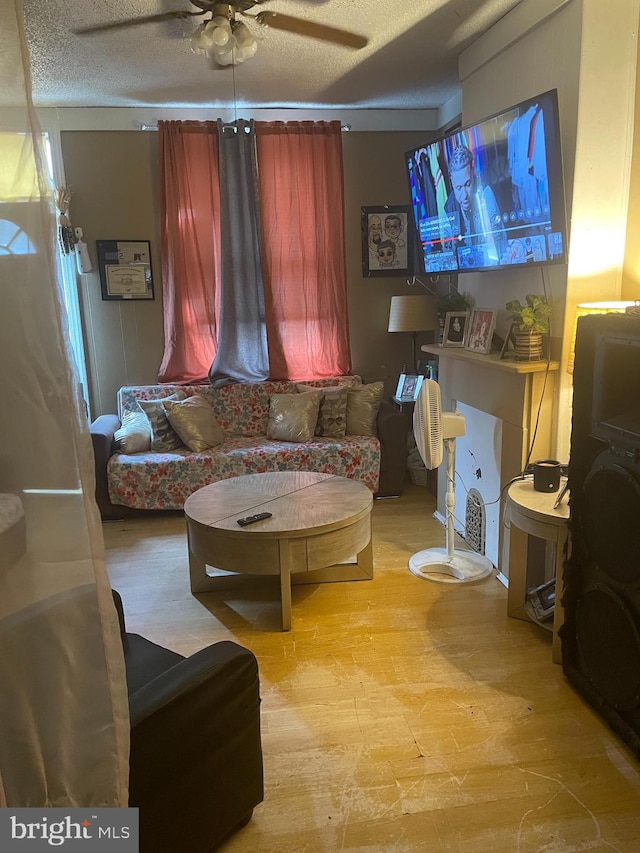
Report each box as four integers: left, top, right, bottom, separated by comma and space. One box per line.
105, 483, 640, 852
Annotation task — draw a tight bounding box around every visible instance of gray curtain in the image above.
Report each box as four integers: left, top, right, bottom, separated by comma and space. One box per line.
208, 119, 269, 385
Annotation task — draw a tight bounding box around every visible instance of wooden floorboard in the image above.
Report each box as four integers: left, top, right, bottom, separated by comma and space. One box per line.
104, 483, 640, 852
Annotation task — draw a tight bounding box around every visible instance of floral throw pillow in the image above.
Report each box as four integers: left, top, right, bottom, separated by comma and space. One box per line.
138, 392, 185, 451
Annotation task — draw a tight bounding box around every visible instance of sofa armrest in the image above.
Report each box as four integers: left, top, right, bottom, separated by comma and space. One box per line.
90, 415, 121, 519
128, 641, 263, 852
376, 400, 410, 497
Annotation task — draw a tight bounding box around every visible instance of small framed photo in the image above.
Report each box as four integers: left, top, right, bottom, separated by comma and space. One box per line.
361, 205, 413, 277
499, 321, 516, 359
443, 311, 469, 348
465, 308, 497, 355
395, 373, 423, 401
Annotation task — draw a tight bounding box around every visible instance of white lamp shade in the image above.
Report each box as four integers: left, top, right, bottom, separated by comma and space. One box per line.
388, 295, 438, 333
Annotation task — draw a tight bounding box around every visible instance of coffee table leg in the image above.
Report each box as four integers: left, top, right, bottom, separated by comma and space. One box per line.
357, 536, 374, 579
189, 549, 209, 593
279, 540, 293, 631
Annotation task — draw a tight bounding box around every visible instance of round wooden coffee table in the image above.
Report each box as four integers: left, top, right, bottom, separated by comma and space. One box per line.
184, 472, 374, 630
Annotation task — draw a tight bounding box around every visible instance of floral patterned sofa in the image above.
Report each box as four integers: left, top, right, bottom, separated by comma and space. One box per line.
90, 377, 408, 519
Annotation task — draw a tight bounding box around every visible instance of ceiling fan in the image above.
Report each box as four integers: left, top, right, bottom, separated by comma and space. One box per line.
73, 1, 368, 68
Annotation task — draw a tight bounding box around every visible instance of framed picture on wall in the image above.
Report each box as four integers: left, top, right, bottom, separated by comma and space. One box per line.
361, 205, 413, 277
96, 240, 154, 301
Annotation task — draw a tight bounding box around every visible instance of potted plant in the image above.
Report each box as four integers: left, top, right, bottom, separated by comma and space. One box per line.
437, 290, 472, 315
436, 290, 472, 344
505, 293, 552, 361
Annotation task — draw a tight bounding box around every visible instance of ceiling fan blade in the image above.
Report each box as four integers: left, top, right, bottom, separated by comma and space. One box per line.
255, 12, 368, 49
73, 10, 204, 36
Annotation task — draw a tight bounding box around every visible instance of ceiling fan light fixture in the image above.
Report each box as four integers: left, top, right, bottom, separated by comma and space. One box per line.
209, 15, 230, 29
213, 49, 235, 66
233, 21, 257, 58
238, 39, 258, 59
190, 23, 209, 52
207, 18, 232, 46
190, 7, 259, 68
214, 34, 237, 56
233, 21, 251, 45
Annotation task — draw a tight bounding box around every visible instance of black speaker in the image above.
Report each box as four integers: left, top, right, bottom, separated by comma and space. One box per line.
563, 312, 640, 757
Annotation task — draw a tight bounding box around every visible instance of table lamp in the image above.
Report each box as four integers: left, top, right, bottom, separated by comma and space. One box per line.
388, 295, 438, 371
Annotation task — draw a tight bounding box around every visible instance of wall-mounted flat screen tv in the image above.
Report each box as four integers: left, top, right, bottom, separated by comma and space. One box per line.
405, 89, 568, 274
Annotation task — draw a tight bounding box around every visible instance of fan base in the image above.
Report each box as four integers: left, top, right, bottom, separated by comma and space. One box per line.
408, 547, 494, 584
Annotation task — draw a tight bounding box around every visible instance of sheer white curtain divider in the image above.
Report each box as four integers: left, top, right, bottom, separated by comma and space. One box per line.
0, 0, 129, 808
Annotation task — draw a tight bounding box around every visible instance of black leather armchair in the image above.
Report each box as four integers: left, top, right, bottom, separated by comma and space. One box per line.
113, 591, 264, 852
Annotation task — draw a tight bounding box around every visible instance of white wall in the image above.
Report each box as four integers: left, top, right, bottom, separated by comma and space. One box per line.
455, 0, 639, 462
557, 0, 639, 459
456, 0, 581, 354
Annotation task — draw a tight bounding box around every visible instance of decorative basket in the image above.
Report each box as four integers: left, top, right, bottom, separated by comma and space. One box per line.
408, 463, 429, 487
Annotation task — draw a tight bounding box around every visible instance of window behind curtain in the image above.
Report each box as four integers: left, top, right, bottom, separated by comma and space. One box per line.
158, 120, 351, 383
256, 120, 351, 380
158, 121, 221, 384
0, 132, 90, 413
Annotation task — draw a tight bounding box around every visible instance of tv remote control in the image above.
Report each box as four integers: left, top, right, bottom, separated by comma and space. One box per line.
237, 512, 272, 527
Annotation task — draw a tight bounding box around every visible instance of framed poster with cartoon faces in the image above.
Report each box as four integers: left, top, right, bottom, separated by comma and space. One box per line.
361, 206, 413, 277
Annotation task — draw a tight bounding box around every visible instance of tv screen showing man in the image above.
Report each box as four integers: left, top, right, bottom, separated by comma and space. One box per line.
405, 89, 567, 274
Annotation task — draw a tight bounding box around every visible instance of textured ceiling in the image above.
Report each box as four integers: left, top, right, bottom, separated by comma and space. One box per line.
17, 0, 524, 110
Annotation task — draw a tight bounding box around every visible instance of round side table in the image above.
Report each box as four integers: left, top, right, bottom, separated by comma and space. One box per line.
502, 476, 569, 663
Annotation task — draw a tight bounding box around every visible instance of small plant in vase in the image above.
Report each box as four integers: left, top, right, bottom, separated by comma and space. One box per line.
505, 293, 552, 361
436, 290, 472, 345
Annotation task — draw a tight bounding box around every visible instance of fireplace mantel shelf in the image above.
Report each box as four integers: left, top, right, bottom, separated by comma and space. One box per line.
421, 344, 559, 375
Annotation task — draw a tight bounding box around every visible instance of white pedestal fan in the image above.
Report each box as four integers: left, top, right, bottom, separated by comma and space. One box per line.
409, 378, 494, 583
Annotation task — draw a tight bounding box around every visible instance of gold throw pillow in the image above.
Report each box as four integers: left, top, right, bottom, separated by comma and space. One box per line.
346, 381, 384, 436
267, 391, 322, 442
163, 396, 225, 453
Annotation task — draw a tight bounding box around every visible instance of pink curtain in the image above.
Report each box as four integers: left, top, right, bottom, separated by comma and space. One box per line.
256, 121, 351, 380
159, 119, 351, 383
158, 121, 221, 383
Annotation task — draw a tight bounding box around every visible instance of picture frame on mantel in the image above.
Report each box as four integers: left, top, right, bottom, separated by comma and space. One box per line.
442, 311, 469, 348
361, 205, 413, 277
465, 308, 497, 355
97, 239, 154, 301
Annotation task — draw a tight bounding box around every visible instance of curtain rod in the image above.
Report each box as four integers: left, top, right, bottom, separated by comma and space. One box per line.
139, 122, 352, 132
